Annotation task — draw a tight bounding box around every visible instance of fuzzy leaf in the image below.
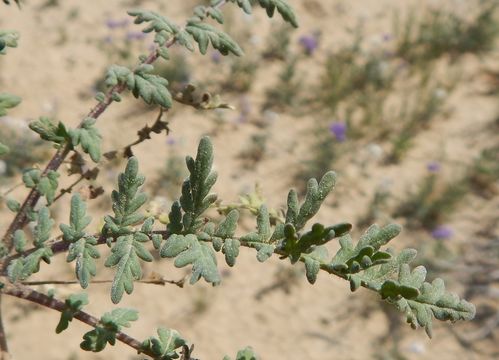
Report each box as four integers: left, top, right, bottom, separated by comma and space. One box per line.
34, 207, 54, 247
161, 234, 220, 284
7, 247, 53, 282
0, 92, 21, 116
56, 293, 89, 334
67, 237, 100, 289
179, 137, 218, 231
128, 10, 179, 36
302, 246, 329, 284
104, 156, 147, 235
141, 328, 186, 360
68, 118, 102, 163
222, 238, 240, 267
256, 0, 298, 27
185, 21, 243, 56
0, 142, 9, 156
228, 0, 253, 15
0, 29, 18, 54
105, 233, 153, 303
81, 308, 138, 352
29, 117, 68, 144
295, 171, 336, 230
13, 230, 26, 253
388, 268, 476, 338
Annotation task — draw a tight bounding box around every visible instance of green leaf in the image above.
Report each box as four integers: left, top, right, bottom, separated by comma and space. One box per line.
330, 224, 399, 274
104, 156, 147, 235
67, 237, 100, 289
80, 327, 116, 352
7, 247, 53, 282
240, 205, 272, 243
222, 238, 240, 267
34, 207, 54, 247
29, 117, 68, 144
224, 346, 259, 360
228, 0, 253, 15
256, 0, 298, 27
389, 266, 476, 338
81, 308, 139, 352
0, 30, 19, 55
0, 142, 9, 156
127, 10, 179, 37
106, 65, 172, 108
6, 199, 20, 213
179, 137, 218, 231
0, 92, 21, 116
161, 234, 220, 285
22, 168, 41, 188
185, 21, 243, 56
302, 246, 329, 284
56, 293, 89, 334
13, 230, 26, 253
105, 233, 153, 304
141, 328, 187, 360
215, 209, 239, 238
60, 194, 91, 242
68, 117, 102, 163
36, 170, 60, 205
295, 171, 336, 230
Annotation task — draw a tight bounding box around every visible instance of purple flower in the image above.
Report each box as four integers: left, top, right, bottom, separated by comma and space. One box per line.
329, 121, 347, 142
166, 137, 176, 146
299, 34, 319, 55
126, 31, 147, 41
211, 51, 222, 64
426, 161, 441, 173
106, 18, 129, 29
382, 33, 393, 42
431, 226, 454, 240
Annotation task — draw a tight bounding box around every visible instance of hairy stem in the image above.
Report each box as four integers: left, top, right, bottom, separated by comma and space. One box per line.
21, 276, 184, 287
0, 282, 154, 358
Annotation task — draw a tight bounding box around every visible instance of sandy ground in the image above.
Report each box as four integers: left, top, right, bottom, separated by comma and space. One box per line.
0, 0, 498, 359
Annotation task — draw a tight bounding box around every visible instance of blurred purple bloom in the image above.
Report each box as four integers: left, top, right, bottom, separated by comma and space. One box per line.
329, 121, 347, 142
427, 161, 441, 173
126, 31, 147, 41
382, 33, 393, 42
211, 51, 222, 64
106, 18, 129, 29
431, 226, 454, 240
299, 34, 319, 55
166, 137, 176, 146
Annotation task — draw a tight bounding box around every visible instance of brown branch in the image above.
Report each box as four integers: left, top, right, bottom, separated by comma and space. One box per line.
0, 282, 154, 358
0, 296, 9, 360
21, 275, 185, 288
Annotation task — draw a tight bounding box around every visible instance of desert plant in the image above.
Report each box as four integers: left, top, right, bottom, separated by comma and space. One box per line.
0, 1, 475, 359
394, 2, 499, 65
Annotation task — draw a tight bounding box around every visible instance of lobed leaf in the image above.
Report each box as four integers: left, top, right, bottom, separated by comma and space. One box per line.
185, 21, 243, 56
141, 328, 186, 360
256, 0, 298, 27
68, 118, 102, 163
0, 92, 21, 116
56, 293, 89, 334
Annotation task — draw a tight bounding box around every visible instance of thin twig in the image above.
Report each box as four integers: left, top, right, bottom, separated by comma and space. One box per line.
21, 276, 185, 288
0, 296, 8, 360
0, 282, 155, 358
